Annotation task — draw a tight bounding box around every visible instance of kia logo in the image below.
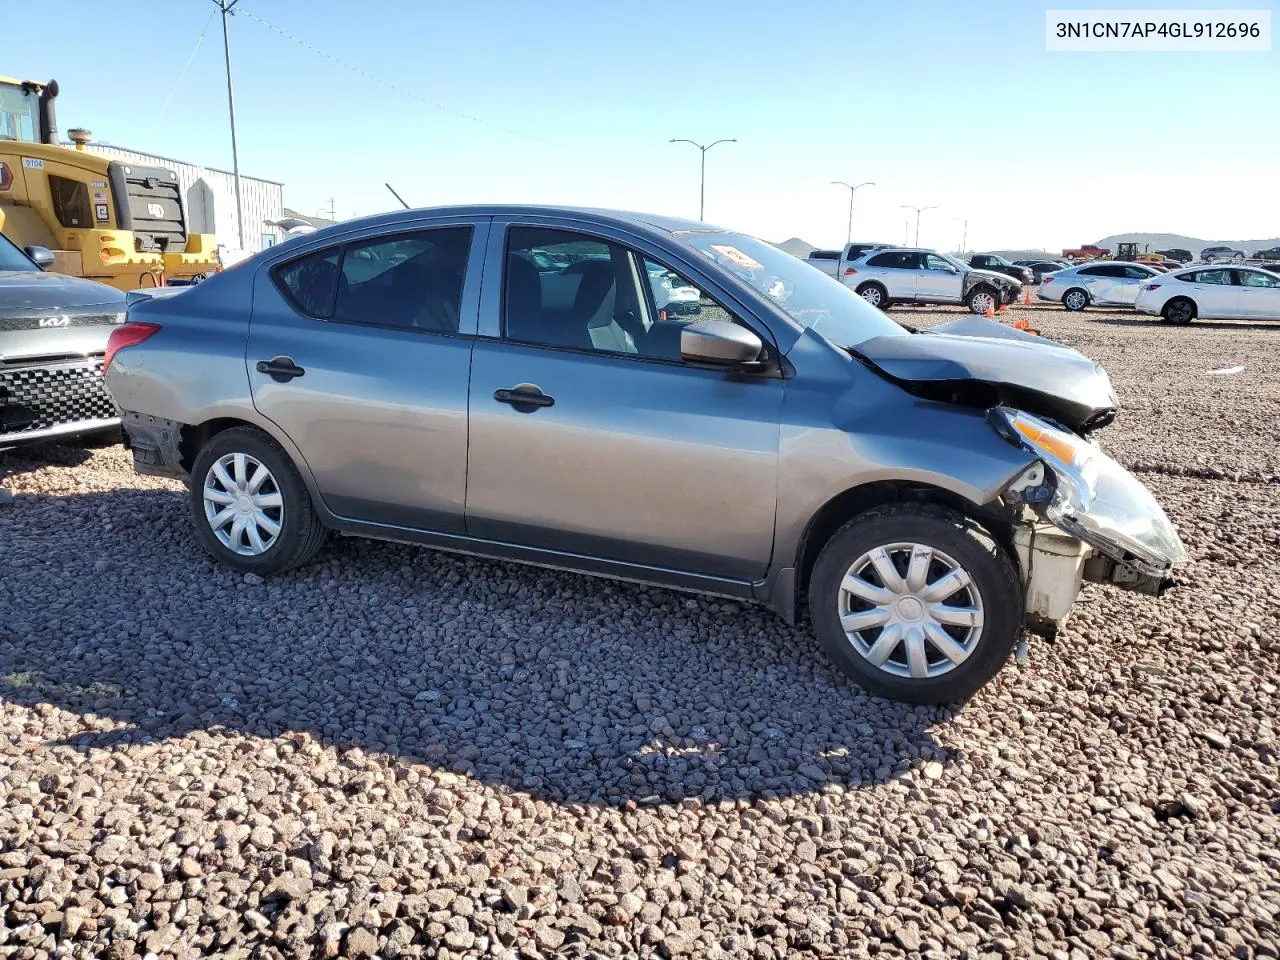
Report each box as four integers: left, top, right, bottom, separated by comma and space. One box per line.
39, 316, 71, 328
147, 202, 165, 218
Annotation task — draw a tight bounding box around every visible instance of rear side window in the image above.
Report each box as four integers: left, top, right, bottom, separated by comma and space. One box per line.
1080, 264, 1124, 278
274, 248, 341, 318
49, 175, 93, 228
867, 251, 915, 269
334, 228, 472, 333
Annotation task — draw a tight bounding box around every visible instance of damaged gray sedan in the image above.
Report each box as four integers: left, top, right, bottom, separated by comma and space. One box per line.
104, 206, 1185, 704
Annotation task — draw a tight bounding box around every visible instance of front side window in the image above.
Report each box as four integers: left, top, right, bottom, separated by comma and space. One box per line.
49, 175, 93, 228
334, 228, 472, 333
502, 226, 742, 361
924, 254, 954, 272
1123, 265, 1154, 279
1238, 270, 1278, 288
0, 230, 36, 271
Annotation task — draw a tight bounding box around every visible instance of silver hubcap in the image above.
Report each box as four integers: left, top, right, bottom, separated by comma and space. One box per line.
203, 452, 284, 556
971, 292, 995, 313
1066, 291, 1086, 310
861, 287, 882, 306
838, 542, 984, 680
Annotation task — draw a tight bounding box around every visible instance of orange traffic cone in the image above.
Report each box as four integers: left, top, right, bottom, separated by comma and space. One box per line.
983, 304, 995, 318
1024, 288, 1032, 306
1013, 318, 1030, 330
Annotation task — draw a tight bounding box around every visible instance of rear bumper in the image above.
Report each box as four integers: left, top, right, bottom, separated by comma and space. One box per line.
0, 357, 119, 449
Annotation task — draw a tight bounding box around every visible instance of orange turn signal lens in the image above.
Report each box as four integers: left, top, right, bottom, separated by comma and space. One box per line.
1012, 420, 1078, 464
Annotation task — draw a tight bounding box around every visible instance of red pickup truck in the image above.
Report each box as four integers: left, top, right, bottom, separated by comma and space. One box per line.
1061, 244, 1110, 258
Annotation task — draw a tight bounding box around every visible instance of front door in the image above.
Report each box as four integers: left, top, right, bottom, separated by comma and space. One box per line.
1186, 268, 1239, 318
917, 253, 963, 302
465, 224, 783, 581
1234, 268, 1280, 319
247, 220, 486, 532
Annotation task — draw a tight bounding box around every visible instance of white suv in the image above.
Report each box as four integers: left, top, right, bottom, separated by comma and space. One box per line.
842, 248, 1021, 314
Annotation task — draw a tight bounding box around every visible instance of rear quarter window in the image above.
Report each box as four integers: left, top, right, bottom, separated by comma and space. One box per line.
273, 248, 341, 318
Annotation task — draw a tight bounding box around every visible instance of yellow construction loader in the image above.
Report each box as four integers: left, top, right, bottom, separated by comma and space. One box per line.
0, 77, 218, 290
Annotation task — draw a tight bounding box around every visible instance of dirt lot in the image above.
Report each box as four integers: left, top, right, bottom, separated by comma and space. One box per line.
1, 303, 1278, 959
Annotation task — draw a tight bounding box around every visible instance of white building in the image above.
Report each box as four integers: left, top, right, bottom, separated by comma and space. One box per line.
83, 142, 284, 254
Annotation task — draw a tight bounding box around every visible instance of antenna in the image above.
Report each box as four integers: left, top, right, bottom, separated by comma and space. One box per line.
385, 183, 410, 209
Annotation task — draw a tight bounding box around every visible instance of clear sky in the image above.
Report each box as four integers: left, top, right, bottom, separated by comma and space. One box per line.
9, 0, 1278, 251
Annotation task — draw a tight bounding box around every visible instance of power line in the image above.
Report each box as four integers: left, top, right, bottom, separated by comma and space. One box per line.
235, 5, 548, 143
159, 8, 218, 120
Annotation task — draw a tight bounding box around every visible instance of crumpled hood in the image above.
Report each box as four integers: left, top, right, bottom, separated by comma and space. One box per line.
966, 267, 1021, 288
854, 316, 1117, 432
0, 270, 125, 318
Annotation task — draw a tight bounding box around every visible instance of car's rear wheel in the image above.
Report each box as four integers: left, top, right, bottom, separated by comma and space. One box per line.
808, 505, 1022, 704
1161, 298, 1196, 325
856, 282, 888, 309
966, 287, 998, 315
189, 426, 328, 575
1062, 288, 1089, 312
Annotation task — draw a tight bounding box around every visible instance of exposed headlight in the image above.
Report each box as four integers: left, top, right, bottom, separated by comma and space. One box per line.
996, 408, 1187, 574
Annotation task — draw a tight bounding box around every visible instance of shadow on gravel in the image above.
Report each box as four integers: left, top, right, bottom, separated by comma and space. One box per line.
0, 441, 95, 479
1089, 314, 1280, 332
0, 488, 955, 806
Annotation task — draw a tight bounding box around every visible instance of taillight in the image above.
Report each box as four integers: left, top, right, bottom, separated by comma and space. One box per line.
104, 321, 162, 373
1146, 284, 1161, 291
844, 267, 857, 276
1042, 277, 1053, 285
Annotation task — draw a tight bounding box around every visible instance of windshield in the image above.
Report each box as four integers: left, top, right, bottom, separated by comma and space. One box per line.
0, 82, 40, 143
0, 232, 37, 271
676, 231, 906, 347
985, 254, 1012, 266
939, 252, 971, 271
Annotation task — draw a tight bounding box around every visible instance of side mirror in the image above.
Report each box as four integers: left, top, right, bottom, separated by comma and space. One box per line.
25, 245, 55, 268
679, 319, 763, 365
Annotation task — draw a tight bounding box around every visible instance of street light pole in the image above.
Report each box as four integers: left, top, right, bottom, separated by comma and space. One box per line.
669, 138, 737, 221
830, 181, 875, 245
901, 204, 937, 247
954, 217, 968, 255
214, 0, 246, 251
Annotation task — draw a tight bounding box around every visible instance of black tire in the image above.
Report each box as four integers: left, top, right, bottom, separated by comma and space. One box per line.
856, 282, 888, 310
188, 426, 328, 575
966, 286, 999, 315
1062, 288, 1089, 312
1161, 297, 1196, 325
807, 504, 1023, 705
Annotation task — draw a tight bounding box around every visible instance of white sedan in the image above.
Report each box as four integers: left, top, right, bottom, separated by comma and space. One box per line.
1135, 265, 1280, 324
1037, 261, 1159, 311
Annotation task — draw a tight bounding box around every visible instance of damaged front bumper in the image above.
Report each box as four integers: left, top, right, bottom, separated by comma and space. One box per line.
996, 408, 1187, 634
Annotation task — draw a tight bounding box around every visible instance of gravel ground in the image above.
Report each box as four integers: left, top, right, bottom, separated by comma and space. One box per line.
1, 304, 1278, 959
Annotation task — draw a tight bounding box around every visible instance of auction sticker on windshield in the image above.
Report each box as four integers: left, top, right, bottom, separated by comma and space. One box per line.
708, 245, 764, 271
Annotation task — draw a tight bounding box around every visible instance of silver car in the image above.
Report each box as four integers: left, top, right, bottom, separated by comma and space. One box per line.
105, 206, 1186, 705
841, 248, 1021, 314
1037, 261, 1160, 311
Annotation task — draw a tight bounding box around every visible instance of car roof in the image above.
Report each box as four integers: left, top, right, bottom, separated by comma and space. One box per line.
288, 205, 721, 246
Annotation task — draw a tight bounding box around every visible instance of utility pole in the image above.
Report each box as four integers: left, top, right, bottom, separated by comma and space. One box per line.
954, 217, 968, 255
326, 198, 336, 222
668, 138, 737, 221
901, 205, 937, 247
830, 181, 875, 245
214, 0, 246, 250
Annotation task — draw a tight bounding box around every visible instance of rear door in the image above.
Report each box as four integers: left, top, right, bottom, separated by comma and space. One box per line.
1185, 268, 1238, 317
1234, 268, 1279, 319
862, 251, 918, 299
247, 217, 488, 532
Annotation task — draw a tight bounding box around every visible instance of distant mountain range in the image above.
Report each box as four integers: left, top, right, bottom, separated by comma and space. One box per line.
774, 238, 817, 257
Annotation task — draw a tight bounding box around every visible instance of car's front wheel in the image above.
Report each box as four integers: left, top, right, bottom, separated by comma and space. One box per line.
189, 426, 329, 575
966, 287, 998, 315
808, 505, 1023, 704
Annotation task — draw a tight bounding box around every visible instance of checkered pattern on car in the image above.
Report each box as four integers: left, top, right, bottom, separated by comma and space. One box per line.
0, 358, 116, 435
